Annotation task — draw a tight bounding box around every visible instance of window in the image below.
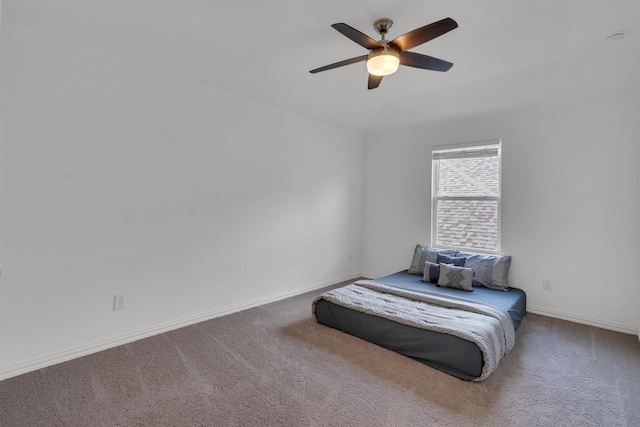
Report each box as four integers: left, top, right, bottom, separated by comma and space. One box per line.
431, 140, 501, 253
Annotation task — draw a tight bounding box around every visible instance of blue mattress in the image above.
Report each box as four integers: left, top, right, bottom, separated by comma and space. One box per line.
376, 270, 527, 330
314, 271, 527, 380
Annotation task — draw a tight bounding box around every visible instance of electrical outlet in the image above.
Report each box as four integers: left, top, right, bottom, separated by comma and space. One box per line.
543, 279, 552, 291
114, 294, 126, 310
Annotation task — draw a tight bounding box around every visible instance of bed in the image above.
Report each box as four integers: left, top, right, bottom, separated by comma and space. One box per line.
313, 247, 526, 381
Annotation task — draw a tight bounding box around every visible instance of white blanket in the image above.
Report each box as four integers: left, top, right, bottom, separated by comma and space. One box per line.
313, 280, 515, 381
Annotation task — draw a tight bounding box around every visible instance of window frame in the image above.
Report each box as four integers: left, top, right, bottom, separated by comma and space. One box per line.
430, 139, 502, 254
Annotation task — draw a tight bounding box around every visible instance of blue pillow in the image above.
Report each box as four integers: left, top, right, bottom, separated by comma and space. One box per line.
463, 254, 512, 290
436, 254, 466, 267
422, 261, 441, 283
408, 244, 457, 275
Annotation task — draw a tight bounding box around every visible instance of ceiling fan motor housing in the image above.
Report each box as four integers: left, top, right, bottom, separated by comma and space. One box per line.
373, 18, 394, 36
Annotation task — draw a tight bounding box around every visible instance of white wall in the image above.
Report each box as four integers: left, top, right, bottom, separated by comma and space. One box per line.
0, 0, 3, 373
0, 22, 364, 379
362, 80, 640, 334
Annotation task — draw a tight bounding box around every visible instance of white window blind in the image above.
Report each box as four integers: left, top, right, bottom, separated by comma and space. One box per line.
431, 140, 501, 253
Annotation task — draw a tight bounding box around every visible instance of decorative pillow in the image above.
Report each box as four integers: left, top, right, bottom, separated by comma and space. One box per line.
437, 263, 474, 291
422, 261, 441, 283
407, 244, 457, 275
463, 254, 512, 291
436, 254, 466, 267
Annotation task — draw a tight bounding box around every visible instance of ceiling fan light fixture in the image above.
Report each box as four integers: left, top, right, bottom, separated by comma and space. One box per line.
366, 48, 400, 76
310, 17, 458, 89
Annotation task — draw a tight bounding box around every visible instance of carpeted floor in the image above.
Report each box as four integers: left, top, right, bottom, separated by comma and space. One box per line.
2, 281, 640, 426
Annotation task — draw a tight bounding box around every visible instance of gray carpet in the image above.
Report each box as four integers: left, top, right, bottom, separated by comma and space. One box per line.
2, 281, 640, 426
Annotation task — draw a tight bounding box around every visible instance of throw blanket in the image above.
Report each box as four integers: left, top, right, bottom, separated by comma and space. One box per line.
313, 280, 515, 381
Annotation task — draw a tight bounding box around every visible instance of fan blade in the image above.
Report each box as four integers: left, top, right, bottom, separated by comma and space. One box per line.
400, 51, 453, 72
310, 55, 368, 74
332, 23, 383, 50
389, 17, 458, 52
368, 74, 383, 90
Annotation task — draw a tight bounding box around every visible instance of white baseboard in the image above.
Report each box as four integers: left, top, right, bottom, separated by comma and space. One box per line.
0, 274, 360, 382
360, 271, 378, 280
526, 305, 638, 335
4, 278, 634, 382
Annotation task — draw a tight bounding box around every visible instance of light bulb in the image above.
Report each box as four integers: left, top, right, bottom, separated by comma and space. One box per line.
367, 49, 400, 76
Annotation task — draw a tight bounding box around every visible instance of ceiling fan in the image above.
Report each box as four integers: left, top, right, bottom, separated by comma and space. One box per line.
310, 17, 458, 89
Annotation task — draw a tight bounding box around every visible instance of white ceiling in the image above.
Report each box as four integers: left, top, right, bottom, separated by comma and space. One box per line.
4, 0, 639, 135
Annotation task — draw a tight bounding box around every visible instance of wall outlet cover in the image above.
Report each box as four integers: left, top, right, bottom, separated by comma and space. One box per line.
114, 294, 126, 310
